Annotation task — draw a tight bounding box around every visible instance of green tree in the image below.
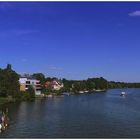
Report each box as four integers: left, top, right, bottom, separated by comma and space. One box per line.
22, 86, 35, 101
0, 64, 20, 97
27, 86, 35, 99
32, 73, 45, 85
86, 79, 96, 91
62, 78, 73, 92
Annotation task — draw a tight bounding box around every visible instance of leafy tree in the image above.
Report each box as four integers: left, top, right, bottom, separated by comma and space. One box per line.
0, 64, 20, 97
45, 77, 52, 82
86, 79, 96, 91
27, 86, 35, 99
73, 82, 81, 93
62, 78, 73, 92
32, 73, 45, 84
22, 92, 31, 101
22, 86, 35, 101
13, 91, 22, 101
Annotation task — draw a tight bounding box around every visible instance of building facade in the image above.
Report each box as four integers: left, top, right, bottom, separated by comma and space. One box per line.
44, 79, 64, 91
51, 80, 64, 90
19, 77, 42, 95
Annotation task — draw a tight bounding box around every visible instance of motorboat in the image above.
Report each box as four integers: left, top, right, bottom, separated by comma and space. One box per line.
47, 94, 53, 97
79, 91, 84, 94
120, 92, 126, 96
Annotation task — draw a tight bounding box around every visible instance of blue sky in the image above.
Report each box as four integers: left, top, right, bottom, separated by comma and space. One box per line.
0, 2, 140, 82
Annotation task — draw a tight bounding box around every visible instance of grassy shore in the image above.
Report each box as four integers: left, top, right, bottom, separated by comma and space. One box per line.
0, 97, 15, 106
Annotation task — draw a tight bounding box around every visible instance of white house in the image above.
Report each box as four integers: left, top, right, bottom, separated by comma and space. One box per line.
19, 77, 42, 95
51, 80, 64, 90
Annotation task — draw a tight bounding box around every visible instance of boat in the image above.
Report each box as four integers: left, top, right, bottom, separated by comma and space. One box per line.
79, 91, 84, 94
120, 92, 126, 96
63, 93, 70, 96
47, 94, 53, 97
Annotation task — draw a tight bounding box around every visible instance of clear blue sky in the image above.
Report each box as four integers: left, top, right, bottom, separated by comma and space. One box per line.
0, 2, 140, 82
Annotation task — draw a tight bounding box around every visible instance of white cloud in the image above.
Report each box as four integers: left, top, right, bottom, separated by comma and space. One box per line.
129, 11, 140, 16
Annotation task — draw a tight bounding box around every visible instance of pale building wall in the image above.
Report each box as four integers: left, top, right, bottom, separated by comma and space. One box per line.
19, 78, 41, 95
19, 78, 28, 84
20, 84, 26, 91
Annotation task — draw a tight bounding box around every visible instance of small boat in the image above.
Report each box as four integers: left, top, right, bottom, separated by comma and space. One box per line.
120, 92, 126, 96
47, 94, 53, 97
79, 91, 84, 94
63, 93, 70, 96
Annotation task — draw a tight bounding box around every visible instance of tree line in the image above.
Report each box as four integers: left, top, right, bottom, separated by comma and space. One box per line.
0, 64, 140, 101
108, 81, 140, 88
62, 77, 108, 92
62, 78, 140, 93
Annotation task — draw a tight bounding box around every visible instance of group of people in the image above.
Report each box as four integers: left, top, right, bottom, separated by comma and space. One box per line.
0, 108, 9, 133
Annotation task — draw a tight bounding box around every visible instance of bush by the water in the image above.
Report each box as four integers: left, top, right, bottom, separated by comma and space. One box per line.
22, 86, 35, 101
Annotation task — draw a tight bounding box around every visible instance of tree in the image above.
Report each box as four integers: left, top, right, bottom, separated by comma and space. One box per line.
86, 79, 96, 91
22, 86, 35, 101
46, 77, 52, 82
32, 73, 45, 85
62, 78, 73, 92
73, 82, 81, 93
88, 77, 108, 89
27, 86, 35, 99
0, 64, 20, 97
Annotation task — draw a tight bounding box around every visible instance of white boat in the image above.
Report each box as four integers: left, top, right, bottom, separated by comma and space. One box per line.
79, 91, 84, 94
120, 92, 126, 96
63, 93, 70, 96
47, 94, 53, 97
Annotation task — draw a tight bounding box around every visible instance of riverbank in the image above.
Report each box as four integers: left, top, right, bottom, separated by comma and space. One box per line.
0, 97, 15, 107
41, 89, 107, 98
73, 89, 107, 94
0, 89, 107, 106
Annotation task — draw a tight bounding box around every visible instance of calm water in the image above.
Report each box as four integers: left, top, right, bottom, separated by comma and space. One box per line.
1, 88, 140, 138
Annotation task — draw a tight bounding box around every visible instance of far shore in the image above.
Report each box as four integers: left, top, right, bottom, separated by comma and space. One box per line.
0, 88, 135, 107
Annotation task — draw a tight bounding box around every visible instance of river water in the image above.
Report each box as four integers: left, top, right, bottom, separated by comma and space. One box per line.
0, 88, 140, 138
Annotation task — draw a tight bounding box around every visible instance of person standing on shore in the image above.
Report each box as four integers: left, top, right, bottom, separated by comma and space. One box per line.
4, 112, 9, 127
0, 117, 2, 133
1, 112, 6, 130
0, 109, 9, 132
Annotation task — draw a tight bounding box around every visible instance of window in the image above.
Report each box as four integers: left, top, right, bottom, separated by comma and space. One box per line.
26, 85, 30, 88
26, 81, 30, 84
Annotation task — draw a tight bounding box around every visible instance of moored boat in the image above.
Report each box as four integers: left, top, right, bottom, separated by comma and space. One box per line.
79, 91, 84, 94
120, 92, 126, 96
47, 94, 53, 97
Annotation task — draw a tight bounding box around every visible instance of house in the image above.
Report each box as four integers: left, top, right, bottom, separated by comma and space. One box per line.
44, 81, 51, 89
51, 79, 64, 90
19, 76, 42, 95
44, 79, 64, 91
